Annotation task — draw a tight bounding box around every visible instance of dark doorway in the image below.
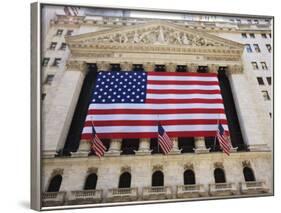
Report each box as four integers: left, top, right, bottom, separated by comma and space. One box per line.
243, 167, 256, 182
47, 175, 62, 192
214, 168, 226, 183
121, 139, 139, 155
218, 67, 246, 151
184, 170, 196, 185
118, 172, 131, 188
178, 137, 195, 153
63, 64, 98, 154
152, 171, 164, 186
84, 173, 98, 190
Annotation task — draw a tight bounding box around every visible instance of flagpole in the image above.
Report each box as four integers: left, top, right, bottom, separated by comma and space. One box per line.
157, 114, 160, 153
213, 119, 220, 150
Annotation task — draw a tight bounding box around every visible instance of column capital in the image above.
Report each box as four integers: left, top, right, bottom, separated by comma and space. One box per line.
194, 137, 210, 154
96, 61, 110, 71
227, 64, 243, 75
168, 137, 181, 155
166, 63, 177, 72
135, 138, 152, 155
144, 62, 155, 72
66, 60, 88, 73
208, 64, 219, 74
120, 62, 133, 71
188, 63, 199, 72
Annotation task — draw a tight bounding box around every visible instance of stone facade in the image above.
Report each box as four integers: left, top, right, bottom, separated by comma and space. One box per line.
41, 10, 273, 207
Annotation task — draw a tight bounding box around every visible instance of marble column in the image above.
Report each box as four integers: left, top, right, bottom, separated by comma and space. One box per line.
96, 61, 110, 71
135, 138, 152, 155
42, 61, 88, 158
168, 137, 182, 155
193, 137, 210, 154
188, 63, 199, 72
166, 63, 177, 72
144, 62, 155, 72
120, 62, 132, 71
104, 139, 122, 156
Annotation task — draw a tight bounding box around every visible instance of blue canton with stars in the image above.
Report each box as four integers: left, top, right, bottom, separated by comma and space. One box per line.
92, 71, 147, 103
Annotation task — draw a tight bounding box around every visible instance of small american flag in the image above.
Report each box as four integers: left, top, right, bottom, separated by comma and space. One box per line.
216, 123, 231, 155
158, 123, 173, 154
91, 125, 106, 157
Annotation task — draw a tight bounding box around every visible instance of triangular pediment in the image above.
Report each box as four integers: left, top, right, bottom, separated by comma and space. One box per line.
66, 21, 244, 55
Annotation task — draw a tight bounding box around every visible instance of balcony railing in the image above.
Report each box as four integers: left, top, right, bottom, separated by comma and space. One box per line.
66, 189, 103, 205
176, 184, 207, 198
240, 181, 269, 194
142, 186, 172, 200
42, 192, 66, 207
209, 183, 238, 196
107, 188, 138, 202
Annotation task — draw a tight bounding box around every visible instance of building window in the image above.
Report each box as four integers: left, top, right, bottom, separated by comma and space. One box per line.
247, 20, 252, 24
269, 33, 272, 38
236, 19, 241, 24
241, 33, 247, 38
118, 172, 131, 188
260, 62, 268, 70
152, 171, 164, 187
266, 77, 272, 85
66, 30, 73, 36
253, 19, 259, 24
262, 90, 270, 100
184, 170, 196, 185
214, 168, 226, 183
266, 44, 271, 53
56, 29, 63, 36
249, 33, 255, 38
47, 174, 62, 192
41, 93, 46, 100
257, 77, 264, 85
42, 57, 50, 67
261, 33, 267, 38
251, 62, 259, 70
49, 42, 57, 50
44, 74, 55, 85
60, 43, 67, 50
52, 58, 61, 67
84, 173, 98, 190
253, 44, 261, 52
245, 44, 252, 53
269, 112, 272, 118
243, 167, 256, 182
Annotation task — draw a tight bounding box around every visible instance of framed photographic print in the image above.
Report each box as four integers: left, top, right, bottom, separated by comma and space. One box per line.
31, 2, 274, 211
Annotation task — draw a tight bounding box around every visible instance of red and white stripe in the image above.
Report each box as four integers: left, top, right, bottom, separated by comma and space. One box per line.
82, 72, 229, 140
158, 132, 173, 154
91, 135, 106, 157
216, 133, 231, 155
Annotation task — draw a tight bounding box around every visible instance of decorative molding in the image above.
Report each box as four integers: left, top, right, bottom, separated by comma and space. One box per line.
121, 166, 131, 173
242, 160, 251, 168
152, 165, 163, 172
227, 64, 243, 74
184, 163, 194, 171
66, 60, 87, 73
87, 167, 98, 174
214, 162, 224, 169
51, 168, 64, 176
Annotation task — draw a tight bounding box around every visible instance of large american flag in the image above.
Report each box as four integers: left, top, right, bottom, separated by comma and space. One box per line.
81, 71, 229, 140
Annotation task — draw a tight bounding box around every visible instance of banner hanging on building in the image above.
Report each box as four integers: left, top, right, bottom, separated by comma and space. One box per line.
81, 71, 229, 140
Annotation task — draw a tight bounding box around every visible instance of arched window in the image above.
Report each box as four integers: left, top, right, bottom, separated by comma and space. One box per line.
184, 170, 196, 185
118, 172, 131, 188
214, 168, 226, 183
84, 173, 98, 190
152, 171, 164, 187
47, 174, 62, 192
243, 167, 256, 182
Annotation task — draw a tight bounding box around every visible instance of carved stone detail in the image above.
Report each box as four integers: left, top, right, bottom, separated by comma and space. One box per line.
166, 63, 177, 72
97, 61, 110, 71
152, 165, 163, 172
120, 62, 132, 71
121, 166, 131, 173
208, 64, 219, 73
144, 62, 155, 72
214, 162, 224, 169
242, 160, 251, 168
184, 163, 194, 171
66, 61, 87, 73
87, 167, 98, 174
188, 63, 199, 72
227, 64, 243, 75
51, 168, 64, 176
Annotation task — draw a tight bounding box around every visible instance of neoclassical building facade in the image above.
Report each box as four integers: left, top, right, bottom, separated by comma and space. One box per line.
41, 12, 273, 207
